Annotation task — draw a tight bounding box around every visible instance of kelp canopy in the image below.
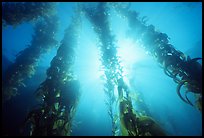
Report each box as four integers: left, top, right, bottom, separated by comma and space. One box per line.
2, 2, 202, 136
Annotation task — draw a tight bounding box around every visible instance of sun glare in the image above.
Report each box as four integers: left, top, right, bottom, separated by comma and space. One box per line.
117, 38, 148, 76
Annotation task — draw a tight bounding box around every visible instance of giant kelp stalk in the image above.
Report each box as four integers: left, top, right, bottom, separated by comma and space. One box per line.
83, 3, 165, 136
2, 2, 56, 27
117, 78, 167, 136
2, 15, 59, 102
82, 2, 167, 136
111, 3, 202, 111
22, 9, 82, 136
82, 2, 123, 135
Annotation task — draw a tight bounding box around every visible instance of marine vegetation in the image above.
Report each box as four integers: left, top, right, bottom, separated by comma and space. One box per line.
22, 7, 82, 136
82, 3, 122, 135
117, 77, 167, 136
2, 2, 202, 136
111, 2, 202, 112
119, 98, 167, 136
82, 2, 167, 136
2, 13, 59, 102
2, 2, 56, 27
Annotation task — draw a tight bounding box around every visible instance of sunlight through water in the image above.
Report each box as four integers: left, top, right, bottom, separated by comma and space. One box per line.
117, 38, 149, 77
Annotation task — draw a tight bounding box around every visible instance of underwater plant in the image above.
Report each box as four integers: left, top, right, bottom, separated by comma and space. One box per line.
82, 2, 122, 135
82, 2, 167, 136
111, 2, 202, 111
3, 15, 59, 102
2, 2, 201, 136
117, 76, 167, 136
22, 8, 82, 136
2, 2, 56, 27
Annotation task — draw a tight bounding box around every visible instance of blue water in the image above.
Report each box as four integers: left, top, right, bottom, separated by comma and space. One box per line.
2, 2, 202, 136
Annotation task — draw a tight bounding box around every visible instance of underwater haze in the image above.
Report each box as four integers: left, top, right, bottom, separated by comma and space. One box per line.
2, 2, 202, 136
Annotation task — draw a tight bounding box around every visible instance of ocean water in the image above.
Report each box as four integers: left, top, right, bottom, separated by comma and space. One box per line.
2, 2, 202, 136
